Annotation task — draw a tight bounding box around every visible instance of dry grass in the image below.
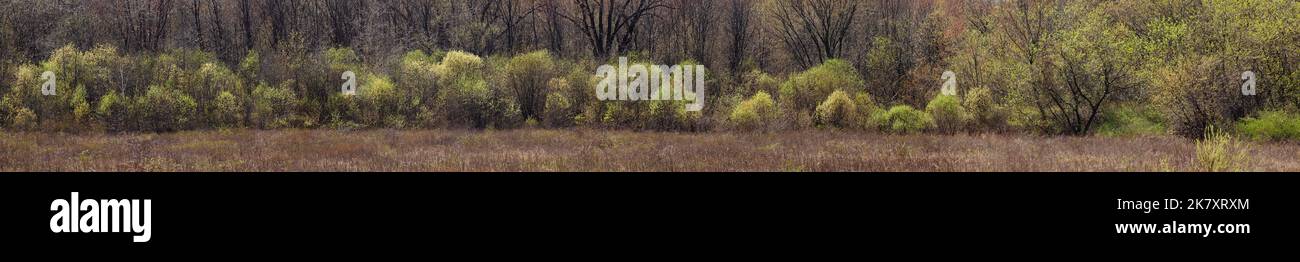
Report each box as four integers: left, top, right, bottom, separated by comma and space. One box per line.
0, 129, 1296, 172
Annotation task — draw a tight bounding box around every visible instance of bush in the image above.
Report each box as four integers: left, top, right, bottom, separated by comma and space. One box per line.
778, 59, 865, 114
872, 105, 934, 134
191, 62, 244, 123
1196, 127, 1251, 172
1153, 57, 1237, 138
238, 51, 261, 82
1096, 104, 1165, 137
10, 107, 36, 130
435, 51, 485, 86
135, 85, 198, 132
96, 91, 131, 132
251, 82, 297, 129
730, 91, 778, 131
504, 51, 556, 120
398, 50, 440, 124
741, 70, 781, 97
542, 78, 577, 127
1236, 110, 1300, 141
70, 85, 91, 125
356, 73, 408, 128
925, 95, 969, 134
963, 86, 1007, 131
213, 91, 244, 128
814, 90, 858, 129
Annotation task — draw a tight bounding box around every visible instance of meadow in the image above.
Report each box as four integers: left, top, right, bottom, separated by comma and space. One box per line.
2, 129, 1294, 172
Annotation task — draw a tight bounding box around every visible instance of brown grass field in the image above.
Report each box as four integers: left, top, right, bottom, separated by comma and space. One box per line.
0, 129, 1297, 172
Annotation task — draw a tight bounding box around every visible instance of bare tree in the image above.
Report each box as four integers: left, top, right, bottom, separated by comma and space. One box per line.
560, 0, 669, 58
726, 0, 756, 75
768, 0, 861, 69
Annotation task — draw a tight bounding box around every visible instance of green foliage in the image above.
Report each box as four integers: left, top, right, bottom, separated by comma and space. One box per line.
1236, 110, 1300, 141
814, 90, 858, 129
356, 73, 408, 128
135, 85, 198, 132
70, 85, 90, 125
1151, 57, 1235, 138
741, 70, 781, 97
730, 91, 778, 131
238, 51, 261, 81
962, 86, 1006, 132
504, 51, 556, 120
1196, 127, 1251, 172
10, 107, 35, 130
213, 91, 244, 128
925, 95, 969, 134
95, 91, 130, 132
251, 82, 297, 129
871, 105, 934, 134
778, 59, 865, 114
1096, 104, 1166, 137
542, 78, 577, 127
397, 50, 440, 126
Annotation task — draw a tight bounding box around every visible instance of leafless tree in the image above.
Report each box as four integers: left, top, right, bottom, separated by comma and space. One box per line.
560, 0, 669, 59
768, 0, 861, 69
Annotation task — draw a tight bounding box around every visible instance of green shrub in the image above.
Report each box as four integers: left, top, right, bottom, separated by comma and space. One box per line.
872, 105, 934, 134
1196, 127, 1251, 172
213, 91, 244, 128
925, 95, 969, 134
962, 86, 1007, 131
251, 82, 297, 129
730, 91, 778, 131
741, 70, 781, 97
542, 78, 577, 127
435, 51, 485, 86
96, 91, 131, 132
70, 85, 91, 125
1152, 57, 1235, 138
135, 85, 198, 132
238, 51, 261, 82
1096, 104, 1166, 137
357, 73, 408, 128
10, 107, 35, 130
814, 90, 858, 129
1236, 110, 1300, 141
324, 48, 361, 72
778, 59, 865, 114
192, 62, 244, 123
398, 50, 440, 122
504, 51, 556, 120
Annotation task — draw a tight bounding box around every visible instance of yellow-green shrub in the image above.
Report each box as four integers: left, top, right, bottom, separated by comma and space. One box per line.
251, 82, 296, 129
730, 91, 778, 131
778, 59, 864, 113
213, 91, 244, 128
504, 51, 557, 120
814, 90, 858, 129
872, 105, 934, 134
925, 95, 969, 134
135, 85, 198, 132
962, 86, 1006, 132
96, 91, 131, 132
1236, 110, 1300, 141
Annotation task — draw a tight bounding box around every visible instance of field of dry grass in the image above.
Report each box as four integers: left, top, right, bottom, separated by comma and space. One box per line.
0, 129, 1296, 172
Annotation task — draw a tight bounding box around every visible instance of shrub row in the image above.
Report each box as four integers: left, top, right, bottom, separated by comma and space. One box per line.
5, 46, 1299, 141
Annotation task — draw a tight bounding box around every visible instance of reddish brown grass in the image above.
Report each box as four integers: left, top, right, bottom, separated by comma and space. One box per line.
0, 129, 1296, 172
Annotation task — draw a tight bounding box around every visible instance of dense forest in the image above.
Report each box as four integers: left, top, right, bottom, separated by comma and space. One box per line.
1, 0, 1298, 141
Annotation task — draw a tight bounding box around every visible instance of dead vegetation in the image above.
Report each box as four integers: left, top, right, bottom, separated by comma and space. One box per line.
0, 129, 1296, 172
